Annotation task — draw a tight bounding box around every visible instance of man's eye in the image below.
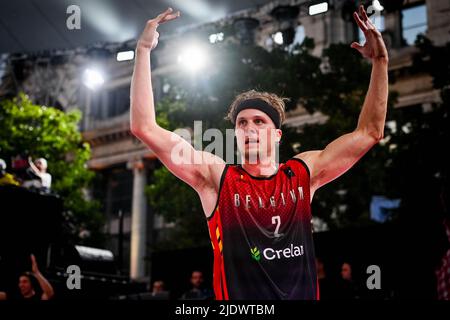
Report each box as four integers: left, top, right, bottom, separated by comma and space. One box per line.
239, 120, 246, 126
255, 119, 262, 124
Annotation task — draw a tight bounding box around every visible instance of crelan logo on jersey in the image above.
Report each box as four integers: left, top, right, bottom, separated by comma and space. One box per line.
251, 244, 304, 261
250, 247, 261, 261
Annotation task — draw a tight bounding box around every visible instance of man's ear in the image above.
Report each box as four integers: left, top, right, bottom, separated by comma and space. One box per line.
276, 129, 283, 143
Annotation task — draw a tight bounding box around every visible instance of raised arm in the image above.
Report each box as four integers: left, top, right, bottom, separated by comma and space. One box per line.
28, 157, 43, 178
30, 254, 54, 300
296, 5, 388, 200
130, 8, 224, 194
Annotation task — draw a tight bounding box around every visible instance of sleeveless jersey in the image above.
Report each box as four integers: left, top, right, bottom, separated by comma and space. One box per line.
207, 158, 318, 300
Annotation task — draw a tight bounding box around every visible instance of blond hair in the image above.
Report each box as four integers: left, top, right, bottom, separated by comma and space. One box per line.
226, 90, 288, 127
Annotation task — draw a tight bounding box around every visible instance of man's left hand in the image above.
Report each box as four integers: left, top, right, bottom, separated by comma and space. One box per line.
351, 5, 388, 63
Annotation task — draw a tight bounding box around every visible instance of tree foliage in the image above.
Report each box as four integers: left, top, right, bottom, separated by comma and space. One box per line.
0, 93, 103, 245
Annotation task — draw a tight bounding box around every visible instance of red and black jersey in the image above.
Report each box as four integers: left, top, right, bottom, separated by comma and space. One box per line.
207, 158, 318, 300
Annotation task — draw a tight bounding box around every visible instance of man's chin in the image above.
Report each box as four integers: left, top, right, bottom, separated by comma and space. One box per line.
242, 150, 259, 163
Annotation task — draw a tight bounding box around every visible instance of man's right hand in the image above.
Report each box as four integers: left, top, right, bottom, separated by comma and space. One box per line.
137, 7, 180, 51
31, 254, 40, 275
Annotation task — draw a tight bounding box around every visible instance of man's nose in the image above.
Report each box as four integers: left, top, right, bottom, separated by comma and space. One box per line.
246, 123, 258, 134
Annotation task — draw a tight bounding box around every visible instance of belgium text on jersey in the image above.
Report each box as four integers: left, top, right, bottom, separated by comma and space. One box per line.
234, 187, 304, 208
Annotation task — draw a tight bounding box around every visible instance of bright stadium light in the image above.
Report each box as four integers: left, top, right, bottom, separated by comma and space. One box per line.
83, 68, 105, 90
116, 50, 134, 61
177, 46, 208, 72
209, 32, 224, 44
273, 32, 284, 45
309, 2, 329, 16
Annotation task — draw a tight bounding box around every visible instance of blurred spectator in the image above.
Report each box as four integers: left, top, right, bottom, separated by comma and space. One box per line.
436, 172, 450, 300
316, 257, 333, 300
435, 219, 450, 300
10, 154, 29, 181
0, 254, 54, 300
22, 157, 52, 192
123, 279, 170, 300
341, 262, 352, 281
335, 262, 361, 299
0, 158, 20, 186
149, 280, 169, 300
180, 271, 213, 300
152, 280, 165, 294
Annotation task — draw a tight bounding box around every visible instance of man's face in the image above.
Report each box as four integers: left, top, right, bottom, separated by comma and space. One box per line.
153, 281, 164, 293
191, 271, 203, 289
341, 263, 352, 280
235, 109, 282, 164
18, 276, 33, 296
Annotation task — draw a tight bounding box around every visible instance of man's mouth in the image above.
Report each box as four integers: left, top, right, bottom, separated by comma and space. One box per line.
245, 138, 259, 145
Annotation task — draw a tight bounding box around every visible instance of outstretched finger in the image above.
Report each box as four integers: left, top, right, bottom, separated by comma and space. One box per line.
160, 11, 180, 24
360, 5, 377, 30
360, 5, 370, 22
156, 8, 180, 25
156, 7, 173, 21
351, 42, 364, 51
353, 11, 368, 33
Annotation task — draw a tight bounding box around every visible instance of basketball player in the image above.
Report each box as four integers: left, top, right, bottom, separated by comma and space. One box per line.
130, 6, 388, 299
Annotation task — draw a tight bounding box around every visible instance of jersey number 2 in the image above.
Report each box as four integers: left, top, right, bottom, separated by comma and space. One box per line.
272, 215, 282, 238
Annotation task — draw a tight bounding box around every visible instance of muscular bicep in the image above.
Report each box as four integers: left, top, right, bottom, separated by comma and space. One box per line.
296, 130, 379, 194
132, 125, 224, 190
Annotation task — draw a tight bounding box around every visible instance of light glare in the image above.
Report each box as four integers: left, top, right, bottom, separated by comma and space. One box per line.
83, 68, 105, 90
273, 32, 283, 45
178, 47, 208, 72
309, 2, 328, 16
116, 50, 134, 61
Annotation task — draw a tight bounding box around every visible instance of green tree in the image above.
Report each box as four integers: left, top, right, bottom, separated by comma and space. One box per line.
0, 93, 103, 245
